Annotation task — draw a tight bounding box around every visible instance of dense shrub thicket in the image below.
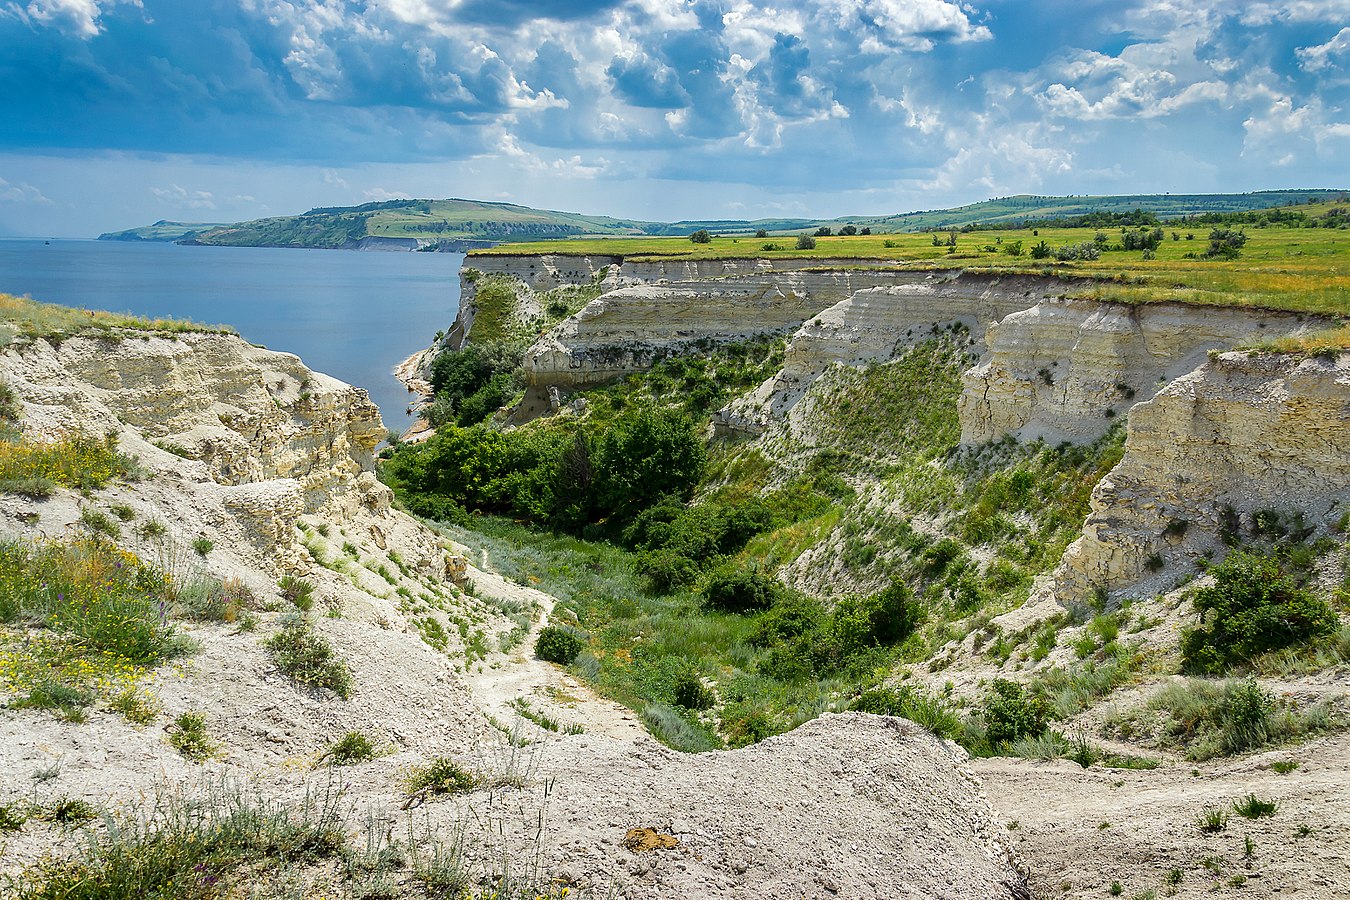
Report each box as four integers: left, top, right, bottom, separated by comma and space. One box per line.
1181, 549, 1339, 674
535, 625, 585, 664
381, 406, 706, 537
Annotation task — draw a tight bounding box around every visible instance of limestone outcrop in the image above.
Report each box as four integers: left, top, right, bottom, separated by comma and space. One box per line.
7, 332, 385, 518
0, 331, 452, 588
1054, 350, 1350, 600
717, 272, 1045, 437
958, 299, 1328, 446
510, 269, 935, 419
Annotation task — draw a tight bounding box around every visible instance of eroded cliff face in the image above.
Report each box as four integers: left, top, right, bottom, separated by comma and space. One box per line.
444, 253, 907, 352
958, 299, 1328, 446
1054, 350, 1350, 600
510, 269, 937, 419
717, 273, 1044, 437
1, 331, 451, 588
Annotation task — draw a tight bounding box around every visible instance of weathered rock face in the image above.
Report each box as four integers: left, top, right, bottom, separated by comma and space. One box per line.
717, 273, 1045, 437
445, 253, 907, 352
448, 254, 624, 349
958, 299, 1328, 446
7, 333, 385, 518
1054, 350, 1350, 600
521, 270, 921, 396
0, 331, 451, 587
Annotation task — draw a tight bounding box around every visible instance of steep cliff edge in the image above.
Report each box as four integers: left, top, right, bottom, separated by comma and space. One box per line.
959, 299, 1331, 446
716, 272, 1044, 437
0, 329, 468, 625
1055, 349, 1350, 600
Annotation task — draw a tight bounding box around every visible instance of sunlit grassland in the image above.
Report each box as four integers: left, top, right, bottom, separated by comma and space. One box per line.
0, 292, 232, 342
473, 223, 1350, 317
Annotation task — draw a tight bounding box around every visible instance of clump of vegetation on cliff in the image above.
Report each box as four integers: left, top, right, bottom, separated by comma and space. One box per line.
425, 271, 612, 428
1181, 549, 1339, 675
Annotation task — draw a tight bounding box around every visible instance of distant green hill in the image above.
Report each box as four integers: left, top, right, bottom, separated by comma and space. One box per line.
99, 190, 1346, 248
98, 220, 230, 242
854, 190, 1341, 231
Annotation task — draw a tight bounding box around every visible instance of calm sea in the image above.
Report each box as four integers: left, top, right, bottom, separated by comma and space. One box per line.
0, 240, 462, 428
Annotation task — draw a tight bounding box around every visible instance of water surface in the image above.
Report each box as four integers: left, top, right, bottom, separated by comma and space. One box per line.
0, 240, 461, 427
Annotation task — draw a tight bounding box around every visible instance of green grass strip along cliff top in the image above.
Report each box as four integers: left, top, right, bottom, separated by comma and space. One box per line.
0, 293, 233, 342
472, 209, 1350, 318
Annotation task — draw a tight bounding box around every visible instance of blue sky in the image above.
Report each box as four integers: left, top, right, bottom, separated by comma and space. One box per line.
1, 0, 1347, 237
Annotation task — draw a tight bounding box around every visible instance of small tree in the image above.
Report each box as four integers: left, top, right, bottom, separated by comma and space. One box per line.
839, 224, 858, 236
689, 229, 712, 244
754, 228, 767, 238
1203, 228, 1247, 260
860, 226, 871, 235
814, 226, 832, 237
795, 234, 817, 250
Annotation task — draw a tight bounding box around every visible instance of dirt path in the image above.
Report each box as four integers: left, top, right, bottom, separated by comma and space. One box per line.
459, 563, 648, 743
975, 729, 1350, 899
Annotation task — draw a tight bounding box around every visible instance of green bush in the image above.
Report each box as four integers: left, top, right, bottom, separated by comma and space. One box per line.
404, 757, 480, 796
689, 229, 712, 244
830, 579, 924, 653
264, 615, 353, 699
427, 341, 523, 427
795, 234, 817, 250
168, 711, 215, 762
982, 679, 1050, 748
751, 594, 826, 647
1181, 550, 1338, 674
702, 566, 779, 614
535, 625, 584, 664
321, 730, 378, 766
635, 548, 701, 593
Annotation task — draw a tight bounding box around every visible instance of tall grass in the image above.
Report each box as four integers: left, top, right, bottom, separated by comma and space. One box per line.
0, 537, 187, 664
0, 292, 231, 342
8, 780, 347, 900
1147, 678, 1334, 760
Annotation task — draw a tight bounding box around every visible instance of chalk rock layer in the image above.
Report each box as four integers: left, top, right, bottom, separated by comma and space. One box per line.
958, 299, 1327, 446
1055, 350, 1350, 599
718, 272, 1045, 436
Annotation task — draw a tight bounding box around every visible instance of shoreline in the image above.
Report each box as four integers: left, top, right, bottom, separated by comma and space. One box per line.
393, 347, 436, 443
